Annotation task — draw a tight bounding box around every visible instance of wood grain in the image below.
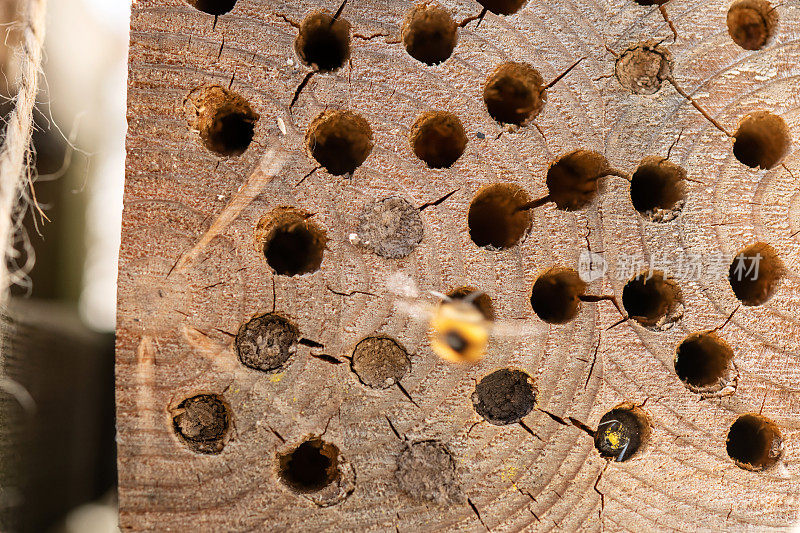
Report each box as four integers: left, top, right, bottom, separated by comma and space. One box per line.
120, 0, 800, 530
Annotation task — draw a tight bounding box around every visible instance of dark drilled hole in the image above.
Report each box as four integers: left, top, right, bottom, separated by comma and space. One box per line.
675, 332, 734, 389
402, 4, 458, 65
187, 0, 237, 16
235, 313, 299, 372
172, 394, 231, 454
546, 150, 609, 211
726, 414, 783, 471
258, 208, 327, 276
594, 405, 648, 462
478, 0, 528, 15
727, 0, 777, 51
471, 368, 537, 425
278, 437, 341, 492
468, 183, 532, 249
410, 110, 467, 168
295, 11, 351, 72
306, 110, 374, 175
728, 242, 783, 306
733, 111, 790, 169
630, 156, 686, 221
483, 62, 544, 126
622, 271, 682, 328
189, 86, 258, 157
530, 267, 586, 324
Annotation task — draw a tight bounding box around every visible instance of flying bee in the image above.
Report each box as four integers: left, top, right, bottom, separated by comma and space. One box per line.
387, 272, 544, 364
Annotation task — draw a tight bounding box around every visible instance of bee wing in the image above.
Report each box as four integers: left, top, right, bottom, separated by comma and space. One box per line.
386, 271, 421, 299
489, 318, 547, 338
393, 299, 436, 322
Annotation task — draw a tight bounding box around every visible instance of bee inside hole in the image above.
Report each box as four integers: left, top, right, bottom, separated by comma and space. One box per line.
594, 404, 650, 462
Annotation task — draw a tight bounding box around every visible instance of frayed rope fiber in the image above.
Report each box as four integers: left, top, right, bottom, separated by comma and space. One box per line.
0, 0, 47, 304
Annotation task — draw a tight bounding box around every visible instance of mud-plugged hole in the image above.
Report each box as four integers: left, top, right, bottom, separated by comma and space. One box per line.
468, 183, 532, 249
306, 110, 374, 175
546, 150, 610, 211
483, 62, 545, 126
396, 440, 463, 504
402, 4, 458, 65
615, 42, 672, 95
675, 332, 734, 390
622, 271, 683, 330
478, 0, 528, 15
728, 242, 782, 306
410, 111, 467, 168
727, 0, 777, 51
279, 437, 341, 492
630, 157, 686, 222
187, 0, 237, 15
530, 267, 586, 324
354, 197, 423, 259
256, 207, 327, 276
351, 336, 411, 389
726, 414, 783, 471
187, 86, 258, 157
447, 286, 495, 321
172, 393, 231, 454
295, 11, 351, 72
472, 368, 537, 425
235, 313, 299, 372
594, 404, 649, 462
733, 111, 790, 169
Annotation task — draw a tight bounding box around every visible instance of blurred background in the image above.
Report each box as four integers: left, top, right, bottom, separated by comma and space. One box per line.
1, 0, 129, 531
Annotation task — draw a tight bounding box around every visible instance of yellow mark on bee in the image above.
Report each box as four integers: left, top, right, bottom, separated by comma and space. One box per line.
604, 426, 622, 448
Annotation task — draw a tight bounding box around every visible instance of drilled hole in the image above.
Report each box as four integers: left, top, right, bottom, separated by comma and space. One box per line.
468, 183, 532, 249
727, 0, 777, 51
675, 332, 734, 390
354, 197, 423, 258
279, 437, 341, 492
235, 313, 299, 372
634, 0, 669, 4
306, 110, 374, 175
257, 207, 327, 276
728, 242, 783, 306
187, 86, 258, 157
594, 404, 649, 462
726, 414, 783, 471
410, 111, 467, 168
483, 62, 545, 126
396, 440, 463, 504
630, 156, 686, 222
546, 150, 609, 211
615, 42, 672, 95
622, 271, 683, 329
447, 286, 495, 321
351, 336, 411, 389
733, 111, 790, 169
172, 394, 231, 454
402, 4, 458, 65
471, 368, 537, 425
530, 267, 586, 324
187, 0, 237, 15
477, 0, 528, 15
295, 11, 351, 72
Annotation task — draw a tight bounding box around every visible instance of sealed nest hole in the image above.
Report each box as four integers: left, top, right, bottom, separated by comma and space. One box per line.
615, 42, 672, 95
733, 111, 790, 170
351, 336, 411, 389
471, 369, 537, 425
530, 267, 586, 324
622, 271, 683, 330
728, 242, 782, 306
396, 440, 463, 504
187, 0, 237, 15
546, 150, 610, 211
674, 332, 734, 392
306, 110, 374, 175
447, 286, 495, 321
402, 4, 458, 65
235, 313, 299, 372
594, 404, 650, 462
483, 62, 545, 126
467, 183, 532, 249
354, 197, 424, 258
726, 414, 783, 471
256, 207, 327, 276
172, 393, 231, 454
727, 0, 777, 51
295, 11, 351, 72
477, 0, 528, 15
410, 110, 467, 168
630, 156, 686, 222
187, 86, 258, 157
